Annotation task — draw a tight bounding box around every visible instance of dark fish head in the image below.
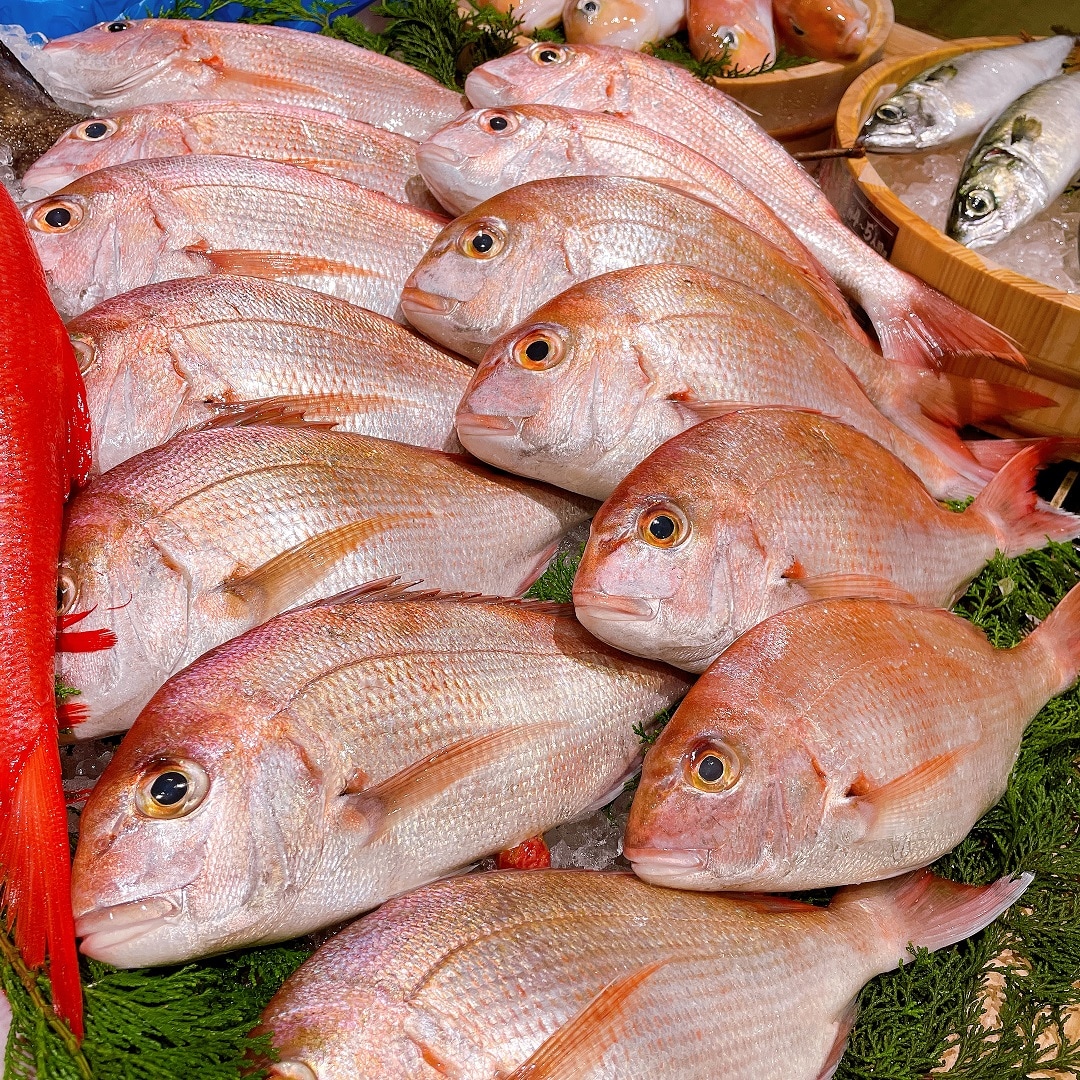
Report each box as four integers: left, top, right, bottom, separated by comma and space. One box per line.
948, 148, 1040, 249
858, 88, 944, 152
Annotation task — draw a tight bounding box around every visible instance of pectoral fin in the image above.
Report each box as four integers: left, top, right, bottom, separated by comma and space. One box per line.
185, 246, 367, 281
781, 564, 918, 604
668, 391, 773, 422
815, 1000, 859, 1080
505, 961, 667, 1080
205, 392, 389, 429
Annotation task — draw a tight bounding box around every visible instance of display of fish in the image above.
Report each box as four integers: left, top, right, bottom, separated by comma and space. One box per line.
57, 426, 594, 738
562, 0, 686, 51
626, 584, 1080, 890
72, 585, 690, 967
464, 43, 1025, 369
30, 18, 464, 140
773, 0, 869, 63
21, 99, 440, 210
416, 103, 838, 286
573, 409, 1080, 671
0, 40, 83, 179
22, 154, 446, 319
859, 36, 1075, 152
67, 275, 473, 474
402, 175, 870, 361
454, 264, 998, 501
948, 71, 1080, 250
256, 867, 1031, 1080
0, 182, 90, 1039
687, 0, 774, 68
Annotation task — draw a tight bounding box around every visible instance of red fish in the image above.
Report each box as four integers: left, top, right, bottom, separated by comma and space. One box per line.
0, 184, 91, 1037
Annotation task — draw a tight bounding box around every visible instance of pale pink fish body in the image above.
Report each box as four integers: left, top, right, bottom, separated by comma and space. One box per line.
773, 0, 870, 62
562, 0, 686, 50
56, 426, 594, 739
258, 867, 1030, 1080
23, 154, 445, 319
21, 100, 440, 210
72, 588, 691, 967
455, 265, 991, 501
687, 0, 775, 68
573, 409, 1080, 671
625, 587, 1080, 890
465, 43, 1024, 369
487, 0, 565, 31
36, 18, 464, 139
401, 175, 869, 361
416, 103, 838, 291
67, 275, 474, 475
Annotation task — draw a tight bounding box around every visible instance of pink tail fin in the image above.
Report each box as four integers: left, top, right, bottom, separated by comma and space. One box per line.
909, 372, 1055, 429
831, 868, 1032, 967
1028, 581, 1080, 696
970, 438, 1080, 556
869, 276, 1026, 371
0, 739, 83, 1038
963, 437, 1048, 472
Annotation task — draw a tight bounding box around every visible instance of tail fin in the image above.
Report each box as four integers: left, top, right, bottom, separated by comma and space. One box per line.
867, 275, 1026, 371
888, 410, 994, 500
907, 372, 1055, 429
964, 437, 1048, 472
969, 438, 1080, 556
831, 868, 1032, 968
0, 739, 83, 1038
1026, 580, 1080, 696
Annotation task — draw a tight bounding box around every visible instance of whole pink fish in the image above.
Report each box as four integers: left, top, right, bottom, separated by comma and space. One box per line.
22, 100, 440, 210
67, 275, 473, 474
626, 585, 1080, 890
687, 0, 775, 67
465, 43, 1025, 370
573, 409, 1080, 671
22, 154, 445, 319
257, 867, 1030, 1080
34, 18, 464, 139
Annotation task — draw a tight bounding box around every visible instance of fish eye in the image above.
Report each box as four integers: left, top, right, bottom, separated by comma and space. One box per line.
30, 200, 83, 234
962, 188, 996, 220
135, 760, 210, 819
482, 111, 517, 134
56, 569, 78, 615
638, 505, 689, 549
513, 328, 564, 370
106, 20, 130, 30
75, 119, 117, 141
69, 336, 96, 373
717, 27, 738, 46
458, 221, 506, 259
687, 742, 741, 793
532, 45, 567, 64
578, 0, 600, 13
874, 102, 905, 123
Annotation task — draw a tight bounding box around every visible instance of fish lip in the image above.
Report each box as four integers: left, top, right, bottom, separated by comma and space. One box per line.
400, 286, 459, 316
573, 591, 660, 622
75, 892, 182, 954
623, 847, 708, 876
416, 142, 467, 169
465, 68, 512, 105
19, 166, 76, 199
456, 411, 523, 437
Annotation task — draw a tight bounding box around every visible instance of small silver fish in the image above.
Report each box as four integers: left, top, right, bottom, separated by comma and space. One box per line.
949, 70, 1080, 249
860, 36, 1075, 152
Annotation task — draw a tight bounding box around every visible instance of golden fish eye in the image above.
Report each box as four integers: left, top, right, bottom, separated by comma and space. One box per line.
70, 336, 95, 374
458, 222, 505, 260
56, 569, 78, 616
135, 760, 210, 819
75, 118, 118, 141
513, 329, 564, 371
963, 188, 996, 220
687, 743, 740, 793
531, 44, 567, 64
638, 505, 689, 549
482, 111, 517, 134
30, 199, 83, 234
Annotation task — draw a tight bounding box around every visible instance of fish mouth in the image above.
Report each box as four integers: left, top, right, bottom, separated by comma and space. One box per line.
623, 847, 708, 878
464, 68, 512, 105
400, 286, 460, 317
456, 411, 523, 438
76, 893, 182, 956
573, 591, 660, 622
416, 142, 468, 169
20, 166, 77, 199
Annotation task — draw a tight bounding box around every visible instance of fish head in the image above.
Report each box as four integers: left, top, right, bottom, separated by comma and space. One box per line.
776, 0, 869, 62
465, 42, 628, 112
948, 148, 1044, 249
72, 693, 327, 966
455, 285, 661, 497
401, 189, 573, 358
21, 109, 188, 198
562, 0, 659, 50
573, 436, 755, 669
858, 88, 944, 151
625, 689, 829, 889
416, 105, 571, 215
57, 495, 190, 737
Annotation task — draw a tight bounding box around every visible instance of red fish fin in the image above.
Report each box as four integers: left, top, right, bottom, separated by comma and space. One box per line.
205, 393, 385, 430
58, 700, 89, 727
57, 628, 117, 652
969, 438, 1080, 557
815, 1000, 859, 1080
197, 400, 335, 431
889, 409, 994, 496
0, 740, 83, 1037
869, 279, 1026, 370
963, 437, 1048, 472
1025, 580, 1080, 695
908, 373, 1055, 428
224, 516, 404, 620
187, 247, 366, 281
851, 746, 973, 841
830, 868, 1032, 962
669, 394, 815, 423
505, 961, 668, 1080
781, 564, 917, 604
347, 723, 568, 844
60, 337, 93, 489
736, 893, 820, 915
199, 59, 337, 102
496, 835, 552, 870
